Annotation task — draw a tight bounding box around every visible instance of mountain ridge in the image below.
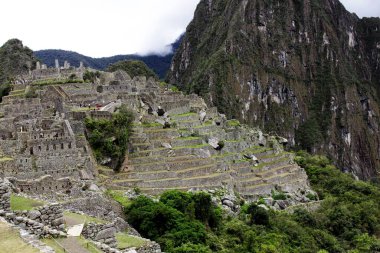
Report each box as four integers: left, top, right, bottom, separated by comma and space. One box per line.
167, 0, 380, 180
34, 36, 183, 79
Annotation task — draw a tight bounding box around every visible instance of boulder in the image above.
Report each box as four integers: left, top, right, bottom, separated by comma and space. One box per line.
243, 154, 259, 162
199, 110, 207, 122
222, 199, 234, 209
28, 210, 41, 220
88, 183, 100, 192
51, 217, 65, 226
161, 143, 172, 149
113, 217, 128, 232
208, 138, 218, 149
95, 227, 116, 241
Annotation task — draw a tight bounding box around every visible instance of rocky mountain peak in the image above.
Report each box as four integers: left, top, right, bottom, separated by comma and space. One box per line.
167, 0, 380, 180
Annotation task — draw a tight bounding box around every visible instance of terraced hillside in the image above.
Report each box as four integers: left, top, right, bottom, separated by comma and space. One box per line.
0, 64, 311, 201
106, 100, 309, 199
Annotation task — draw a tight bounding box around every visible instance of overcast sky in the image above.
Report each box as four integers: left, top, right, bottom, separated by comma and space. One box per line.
0, 0, 378, 58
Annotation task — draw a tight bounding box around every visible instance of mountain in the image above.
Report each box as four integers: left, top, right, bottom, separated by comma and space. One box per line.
167, 0, 380, 180
34, 36, 183, 79
0, 38, 37, 84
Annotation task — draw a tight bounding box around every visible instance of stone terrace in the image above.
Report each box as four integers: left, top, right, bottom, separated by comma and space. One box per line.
0, 67, 311, 200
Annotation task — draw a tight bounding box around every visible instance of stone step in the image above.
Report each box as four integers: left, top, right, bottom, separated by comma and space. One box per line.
259, 153, 291, 164
131, 128, 180, 140
113, 172, 229, 189
123, 157, 214, 174
140, 184, 222, 195
234, 158, 291, 175
129, 144, 211, 159
239, 165, 297, 187
131, 137, 204, 151
117, 164, 217, 181
170, 112, 199, 121
241, 170, 308, 196
174, 120, 203, 129
240, 183, 274, 196
129, 154, 194, 165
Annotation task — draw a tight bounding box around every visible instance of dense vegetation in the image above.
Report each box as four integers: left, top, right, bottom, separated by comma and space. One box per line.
114, 151, 380, 252
106, 60, 159, 79
85, 105, 134, 170
0, 39, 37, 101
34, 36, 182, 79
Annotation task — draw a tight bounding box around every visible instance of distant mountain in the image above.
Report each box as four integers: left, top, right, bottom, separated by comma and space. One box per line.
34, 36, 182, 79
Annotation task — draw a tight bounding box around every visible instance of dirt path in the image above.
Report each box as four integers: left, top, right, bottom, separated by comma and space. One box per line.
57, 237, 91, 253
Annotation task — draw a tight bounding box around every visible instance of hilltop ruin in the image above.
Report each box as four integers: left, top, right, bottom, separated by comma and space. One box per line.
0, 61, 313, 203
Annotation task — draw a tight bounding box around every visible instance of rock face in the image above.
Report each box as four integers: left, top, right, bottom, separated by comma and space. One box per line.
0, 39, 37, 84
167, 0, 380, 180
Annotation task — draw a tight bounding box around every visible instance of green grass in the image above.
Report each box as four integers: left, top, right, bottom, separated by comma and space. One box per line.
71, 107, 96, 112
176, 136, 202, 141
172, 143, 209, 150
141, 122, 163, 127
171, 112, 197, 118
10, 195, 44, 211
115, 233, 147, 249
42, 237, 103, 253
226, 119, 241, 127
0, 156, 13, 162
63, 211, 106, 225
41, 239, 65, 253
106, 190, 132, 208
78, 237, 103, 253
0, 222, 39, 253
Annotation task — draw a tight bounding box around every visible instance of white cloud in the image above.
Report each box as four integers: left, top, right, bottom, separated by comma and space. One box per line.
340, 0, 380, 18
0, 0, 199, 57
0, 0, 377, 58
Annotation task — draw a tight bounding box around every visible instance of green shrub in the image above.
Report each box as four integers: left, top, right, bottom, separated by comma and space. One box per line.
85, 105, 133, 170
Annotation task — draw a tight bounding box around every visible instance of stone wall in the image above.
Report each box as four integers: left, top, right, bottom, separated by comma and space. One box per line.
0, 179, 66, 238
0, 179, 11, 211
83, 217, 162, 253
82, 222, 118, 247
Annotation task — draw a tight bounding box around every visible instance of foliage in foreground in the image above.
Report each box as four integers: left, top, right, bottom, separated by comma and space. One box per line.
85, 105, 134, 170
115, 151, 380, 253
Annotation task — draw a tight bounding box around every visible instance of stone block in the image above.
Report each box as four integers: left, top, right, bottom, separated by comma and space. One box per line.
28, 210, 41, 220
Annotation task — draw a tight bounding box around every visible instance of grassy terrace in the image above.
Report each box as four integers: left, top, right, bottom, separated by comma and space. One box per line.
116, 233, 147, 249
0, 222, 39, 253
131, 143, 209, 157
0, 156, 13, 162
31, 79, 86, 86
106, 190, 132, 208
122, 164, 215, 177
171, 112, 197, 118
132, 122, 163, 128
176, 136, 202, 141
10, 195, 44, 211
240, 157, 291, 176
130, 156, 208, 167
63, 211, 107, 225
42, 237, 103, 253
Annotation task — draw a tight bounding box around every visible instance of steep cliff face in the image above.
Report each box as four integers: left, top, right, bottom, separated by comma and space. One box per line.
167, 0, 380, 180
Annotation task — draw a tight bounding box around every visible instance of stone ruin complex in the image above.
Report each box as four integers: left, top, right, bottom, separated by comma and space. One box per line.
0, 62, 316, 252
0, 63, 313, 204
